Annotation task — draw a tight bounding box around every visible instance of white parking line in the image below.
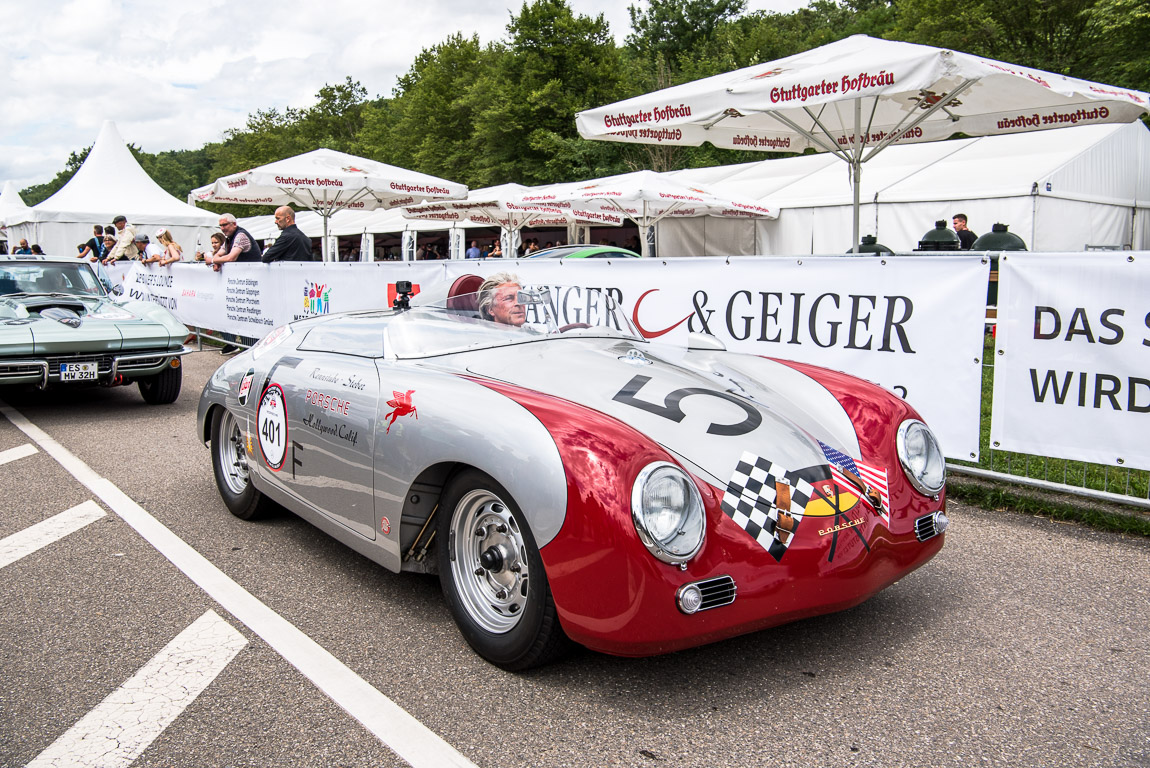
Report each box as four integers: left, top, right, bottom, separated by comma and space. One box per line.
26, 610, 247, 768
0, 442, 37, 466
0, 403, 479, 768
0, 500, 106, 570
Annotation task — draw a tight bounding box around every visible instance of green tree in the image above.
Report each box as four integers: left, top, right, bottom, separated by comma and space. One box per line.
372, 34, 488, 184
469, 0, 631, 185
626, 0, 747, 68
888, 0, 1103, 76
297, 76, 369, 150
1087, 0, 1150, 91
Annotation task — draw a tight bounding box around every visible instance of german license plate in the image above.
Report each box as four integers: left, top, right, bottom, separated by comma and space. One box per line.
60, 362, 97, 382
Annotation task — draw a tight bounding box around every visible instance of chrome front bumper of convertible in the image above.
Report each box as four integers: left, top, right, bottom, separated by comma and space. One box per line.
0, 344, 197, 389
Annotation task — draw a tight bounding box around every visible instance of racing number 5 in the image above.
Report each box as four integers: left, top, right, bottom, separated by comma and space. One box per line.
612, 375, 762, 437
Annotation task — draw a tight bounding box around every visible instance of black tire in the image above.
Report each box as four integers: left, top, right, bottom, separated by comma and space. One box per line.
138, 362, 182, 404
210, 407, 277, 520
437, 469, 570, 670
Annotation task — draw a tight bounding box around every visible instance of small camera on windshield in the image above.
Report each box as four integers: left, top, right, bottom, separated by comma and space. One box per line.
393, 280, 414, 311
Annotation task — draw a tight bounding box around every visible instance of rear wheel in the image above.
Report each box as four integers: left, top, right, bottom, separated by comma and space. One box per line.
437, 469, 569, 670
211, 407, 276, 520
138, 361, 182, 404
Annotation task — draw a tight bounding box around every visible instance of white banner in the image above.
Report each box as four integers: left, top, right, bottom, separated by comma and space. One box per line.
121, 255, 988, 459
991, 252, 1150, 470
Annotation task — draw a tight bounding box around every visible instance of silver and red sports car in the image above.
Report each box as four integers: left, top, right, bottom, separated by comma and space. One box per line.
198, 274, 947, 670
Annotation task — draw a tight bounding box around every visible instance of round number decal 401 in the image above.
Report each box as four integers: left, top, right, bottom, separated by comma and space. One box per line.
257, 384, 288, 471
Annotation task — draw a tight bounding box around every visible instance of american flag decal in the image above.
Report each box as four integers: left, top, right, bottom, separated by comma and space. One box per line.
720, 452, 817, 562
819, 441, 890, 525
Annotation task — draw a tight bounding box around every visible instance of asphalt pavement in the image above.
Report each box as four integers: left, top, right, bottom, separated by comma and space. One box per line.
0, 350, 1146, 768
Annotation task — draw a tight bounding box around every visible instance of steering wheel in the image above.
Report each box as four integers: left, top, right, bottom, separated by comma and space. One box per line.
558, 323, 592, 333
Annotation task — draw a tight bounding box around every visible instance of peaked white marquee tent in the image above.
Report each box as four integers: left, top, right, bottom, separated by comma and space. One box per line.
659, 121, 1150, 255
5, 121, 219, 256
0, 181, 31, 242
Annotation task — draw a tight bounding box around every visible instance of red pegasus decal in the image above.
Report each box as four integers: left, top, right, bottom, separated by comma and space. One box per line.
385, 390, 418, 433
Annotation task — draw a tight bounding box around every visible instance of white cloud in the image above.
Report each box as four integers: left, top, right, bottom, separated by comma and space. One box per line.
1, 0, 807, 189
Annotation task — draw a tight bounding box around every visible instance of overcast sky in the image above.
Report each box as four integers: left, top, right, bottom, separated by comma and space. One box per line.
1, 0, 808, 192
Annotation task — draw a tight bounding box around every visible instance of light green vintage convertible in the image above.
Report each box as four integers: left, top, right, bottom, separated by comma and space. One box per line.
0, 255, 193, 404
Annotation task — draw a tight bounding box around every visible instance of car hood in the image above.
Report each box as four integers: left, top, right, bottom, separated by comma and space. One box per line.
0, 294, 177, 354
435, 336, 861, 487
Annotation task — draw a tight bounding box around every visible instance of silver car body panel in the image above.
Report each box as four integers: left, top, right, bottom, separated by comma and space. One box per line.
199, 315, 568, 574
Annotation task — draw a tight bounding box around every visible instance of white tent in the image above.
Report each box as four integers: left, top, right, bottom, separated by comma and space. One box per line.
5, 121, 218, 256
0, 181, 31, 242
661, 122, 1150, 254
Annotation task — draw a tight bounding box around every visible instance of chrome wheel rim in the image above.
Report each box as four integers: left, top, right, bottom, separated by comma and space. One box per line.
216, 410, 250, 496
449, 489, 528, 634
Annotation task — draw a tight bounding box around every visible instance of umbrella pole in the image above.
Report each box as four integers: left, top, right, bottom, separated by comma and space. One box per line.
641, 202, 651, 258
852, 99, 862, 253
323, 212, 330, 262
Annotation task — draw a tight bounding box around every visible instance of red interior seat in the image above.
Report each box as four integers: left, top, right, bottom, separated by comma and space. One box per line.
446, 274, 483, 312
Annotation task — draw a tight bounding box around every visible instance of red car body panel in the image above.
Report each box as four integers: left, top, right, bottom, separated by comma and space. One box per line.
476, 358, 945, 657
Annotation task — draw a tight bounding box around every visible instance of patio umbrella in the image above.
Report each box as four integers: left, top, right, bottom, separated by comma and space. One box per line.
514, 170, 777, 257
575, 35, 1150, 251
192, 148, 467, 261
402, 183, 623, 254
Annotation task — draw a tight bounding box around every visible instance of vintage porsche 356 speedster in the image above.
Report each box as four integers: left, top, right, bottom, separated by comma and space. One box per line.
0, 255, 192, 403
198, 274, 947, 669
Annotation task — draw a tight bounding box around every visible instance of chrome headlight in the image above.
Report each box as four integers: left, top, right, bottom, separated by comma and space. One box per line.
631, 462, 705, 565
896, 419, 945, 496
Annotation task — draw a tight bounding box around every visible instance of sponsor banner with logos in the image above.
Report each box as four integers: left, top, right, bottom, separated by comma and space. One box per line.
122, 256, 987, 459
991, 252, 1150, 470
119, 262, 443, 337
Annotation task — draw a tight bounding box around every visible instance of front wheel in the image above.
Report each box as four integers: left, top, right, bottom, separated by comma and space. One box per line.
437, 469, 569, 670
210, 407, 276, 520
138, 361, 182, 404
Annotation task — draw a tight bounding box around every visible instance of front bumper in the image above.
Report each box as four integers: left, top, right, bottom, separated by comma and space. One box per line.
0, 344, 197, 388
543, 481, 947, 658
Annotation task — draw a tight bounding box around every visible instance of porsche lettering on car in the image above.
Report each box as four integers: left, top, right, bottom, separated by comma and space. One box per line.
0, 255, 193, 403
198, 273, 947, 669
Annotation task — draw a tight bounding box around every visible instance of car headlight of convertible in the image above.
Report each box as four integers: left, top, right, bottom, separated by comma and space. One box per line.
897, 419, 946, 496
631, 462, 705, 565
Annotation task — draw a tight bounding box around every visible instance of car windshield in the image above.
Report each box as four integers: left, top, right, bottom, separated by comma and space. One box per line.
387, 281, 643, 358
0, 261, 106, 297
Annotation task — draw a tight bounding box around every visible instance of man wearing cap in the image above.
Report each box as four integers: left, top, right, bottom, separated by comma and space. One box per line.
103, 215, 138, 263
260, 206, 316, 262
135, 233, 164, 264
206, 213, 261, 271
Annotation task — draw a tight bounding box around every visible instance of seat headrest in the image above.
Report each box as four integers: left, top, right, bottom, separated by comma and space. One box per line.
447, 274, 484, 312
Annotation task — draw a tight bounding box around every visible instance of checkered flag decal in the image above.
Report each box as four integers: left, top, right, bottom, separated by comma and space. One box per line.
720, 451, 816, 561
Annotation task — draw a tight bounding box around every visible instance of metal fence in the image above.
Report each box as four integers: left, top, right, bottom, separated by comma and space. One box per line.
947, 332, 1150, 510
